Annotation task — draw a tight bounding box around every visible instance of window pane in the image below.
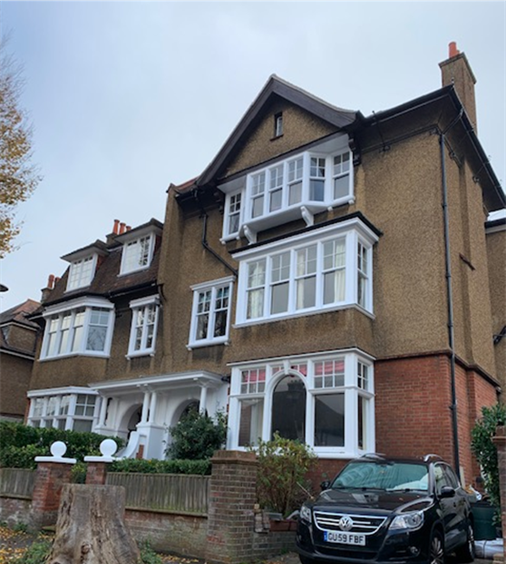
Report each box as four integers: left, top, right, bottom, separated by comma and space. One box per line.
334, 175, 349, 199
238, 399, 264, 447
248, 260, 265, 288
288, 182, 302, 205
309, 179, 325, 201
271, 376, 306, 441
358, 395, 366, 449
314, 393, 344, 447
247, 289, 264, 319
270, 189, 282, 212
296, 276, 316, 309
196, 313, 209, 340
323, 270, 345, 304
87, 326, 107, 351
229, 213, 240, 234
73, 420, 93, 433
271, 282, 289, 314
252, 196, 264, 218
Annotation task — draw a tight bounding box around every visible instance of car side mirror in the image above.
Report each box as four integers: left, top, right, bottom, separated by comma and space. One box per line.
320, 480, 331, 491
439, 485, 456, 498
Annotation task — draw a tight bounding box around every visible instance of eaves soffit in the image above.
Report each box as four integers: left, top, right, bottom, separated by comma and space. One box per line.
196, 74, 361, 188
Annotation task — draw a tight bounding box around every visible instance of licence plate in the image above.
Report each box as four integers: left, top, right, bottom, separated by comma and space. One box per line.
323, 530, 366, 546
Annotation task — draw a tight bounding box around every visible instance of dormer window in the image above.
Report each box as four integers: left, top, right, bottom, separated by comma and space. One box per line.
67, 255, 96, 291
221, 136, 353, 243
115, 219, 162, 276
121, 235, 153, 275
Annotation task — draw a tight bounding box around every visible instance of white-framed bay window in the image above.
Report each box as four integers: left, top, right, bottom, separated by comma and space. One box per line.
27, 388, 99, 433
41, 297, 114, 360
188, 276, 234, 349
227, 349, 375, 458
234, 217, 377, 325
220, 135, 353, 243
127, 295, 160, 358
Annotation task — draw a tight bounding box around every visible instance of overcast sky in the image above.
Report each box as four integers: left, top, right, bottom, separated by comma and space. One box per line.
0, 1, 505, 313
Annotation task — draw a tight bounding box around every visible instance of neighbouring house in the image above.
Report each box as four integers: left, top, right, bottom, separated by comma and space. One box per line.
0, 299, 41, 421
25, 43, 505, 486
486, 217, 506, 385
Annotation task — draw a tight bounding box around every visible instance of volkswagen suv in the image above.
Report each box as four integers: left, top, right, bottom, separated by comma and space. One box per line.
296, 454, 474, 564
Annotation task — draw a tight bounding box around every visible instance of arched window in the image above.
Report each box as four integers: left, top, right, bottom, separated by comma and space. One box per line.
271, 375, 306, 441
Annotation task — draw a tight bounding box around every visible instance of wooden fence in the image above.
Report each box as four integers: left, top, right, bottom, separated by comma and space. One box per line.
106, 472, 210, 514
0, 468, 35, 498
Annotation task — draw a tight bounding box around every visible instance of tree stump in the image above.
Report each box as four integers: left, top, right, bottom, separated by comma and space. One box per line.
48, 484, 140, 564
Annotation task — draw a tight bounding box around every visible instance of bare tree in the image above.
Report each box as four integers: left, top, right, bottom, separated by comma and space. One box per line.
0, 36, 40, 258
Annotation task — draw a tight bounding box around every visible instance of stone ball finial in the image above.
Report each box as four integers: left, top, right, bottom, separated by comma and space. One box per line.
50, 441, 67, 458
100, 439, 118, 458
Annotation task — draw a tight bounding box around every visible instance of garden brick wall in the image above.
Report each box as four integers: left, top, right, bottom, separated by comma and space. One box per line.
30, 462, 73, 529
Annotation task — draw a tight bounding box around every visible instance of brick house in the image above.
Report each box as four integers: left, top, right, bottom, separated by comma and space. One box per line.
25, 44, 505, 485
0, 299, 41, 421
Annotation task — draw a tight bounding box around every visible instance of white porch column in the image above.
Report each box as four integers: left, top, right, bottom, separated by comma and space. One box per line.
148, 391, 158, 423
98, 396, 108, 427
199, 385, 208, 415
141, 390, 150, 423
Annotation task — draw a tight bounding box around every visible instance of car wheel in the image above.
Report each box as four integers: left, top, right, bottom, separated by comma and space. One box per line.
455, 522, 475, 563
430, 530, 445, 564
299, 555, 315, 564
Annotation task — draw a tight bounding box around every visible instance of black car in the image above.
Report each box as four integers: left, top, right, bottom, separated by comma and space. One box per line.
296, 454, 475, 564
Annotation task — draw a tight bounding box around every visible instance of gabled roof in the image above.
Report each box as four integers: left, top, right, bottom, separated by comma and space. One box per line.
0, 299, 40, 328
197, 74, 359, 187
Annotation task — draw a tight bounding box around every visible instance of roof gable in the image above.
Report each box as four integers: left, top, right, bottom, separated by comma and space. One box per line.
197, 75, 358, 186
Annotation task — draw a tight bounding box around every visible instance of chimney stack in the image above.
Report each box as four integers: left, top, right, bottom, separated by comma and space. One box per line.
439, 41, 477, 131
40, 274, 55, 303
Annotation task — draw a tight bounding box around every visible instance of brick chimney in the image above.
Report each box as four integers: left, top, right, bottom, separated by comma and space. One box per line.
40, 274, 55, 303
439, 41, 477, 131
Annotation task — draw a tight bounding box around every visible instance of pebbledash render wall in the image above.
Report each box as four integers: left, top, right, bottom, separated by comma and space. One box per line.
157, 89, 500, 484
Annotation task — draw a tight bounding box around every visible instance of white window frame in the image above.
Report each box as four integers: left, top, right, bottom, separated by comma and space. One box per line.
40, 297, 115, 360
227, 349, 375, 458
234, 218, 377, 326
221, 138, 353, 243
27, 387, 99, 432
225, 191, 243, 238
120, 234, 155, 275
66, 254, 98, 291
188, 276, 234, 349
127, 295, 160, 358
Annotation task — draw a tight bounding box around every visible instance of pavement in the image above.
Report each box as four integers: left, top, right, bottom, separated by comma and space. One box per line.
0, 525, 495, 564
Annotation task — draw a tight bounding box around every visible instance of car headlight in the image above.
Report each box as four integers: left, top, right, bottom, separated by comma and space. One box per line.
300, 504, 312, 524
390, 511, 424, 531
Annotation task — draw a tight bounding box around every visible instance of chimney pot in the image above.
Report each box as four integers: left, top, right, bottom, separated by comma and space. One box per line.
449, 41, 459, 58
126, 225, 131, 232
119, 222, 126, 234
48, 274, 55, 289
113, 219, 120, 235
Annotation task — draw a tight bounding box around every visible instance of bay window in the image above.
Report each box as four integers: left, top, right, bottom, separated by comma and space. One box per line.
228, 350, 375, 457
27, 388, 99, 432
41, 297, 114, 359
234, 217, 378, 325
221, 136, 353, 242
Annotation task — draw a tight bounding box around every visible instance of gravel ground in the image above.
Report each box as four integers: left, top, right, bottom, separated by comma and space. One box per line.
0, 525, 495, 564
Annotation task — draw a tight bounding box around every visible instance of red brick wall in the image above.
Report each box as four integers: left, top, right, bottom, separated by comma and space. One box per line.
375, 354, 497, 487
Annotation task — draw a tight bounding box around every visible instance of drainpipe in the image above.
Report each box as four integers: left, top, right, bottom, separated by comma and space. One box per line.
194, 189, 238, 277
439, 109, 463, 475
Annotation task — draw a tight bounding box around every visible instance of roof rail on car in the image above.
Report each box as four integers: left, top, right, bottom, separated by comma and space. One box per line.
423, 454, 443, 462
360, 453, 387, 460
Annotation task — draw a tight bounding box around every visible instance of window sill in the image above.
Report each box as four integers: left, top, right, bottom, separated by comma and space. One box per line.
117, 264, 151, 277
40, 351, 110, 362
126, 351, 155, 360
234, 303, 374, 329
187, 338, 229, 351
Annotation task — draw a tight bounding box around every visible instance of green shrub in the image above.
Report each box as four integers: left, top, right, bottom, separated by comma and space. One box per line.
252, 433, 316, 517
0, 422, 123, 468
471, 402, 506, 520
110, 457, 211, 475
71, 461, 87, 483
139, 541, 163, 564
166, 409, 227, 460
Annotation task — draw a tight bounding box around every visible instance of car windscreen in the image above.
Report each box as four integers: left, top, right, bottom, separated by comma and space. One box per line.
332, 461, 429, 492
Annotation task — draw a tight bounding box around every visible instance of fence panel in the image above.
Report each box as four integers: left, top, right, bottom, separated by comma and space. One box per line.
106, 473, 209, 514
0, 468, 36, 498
